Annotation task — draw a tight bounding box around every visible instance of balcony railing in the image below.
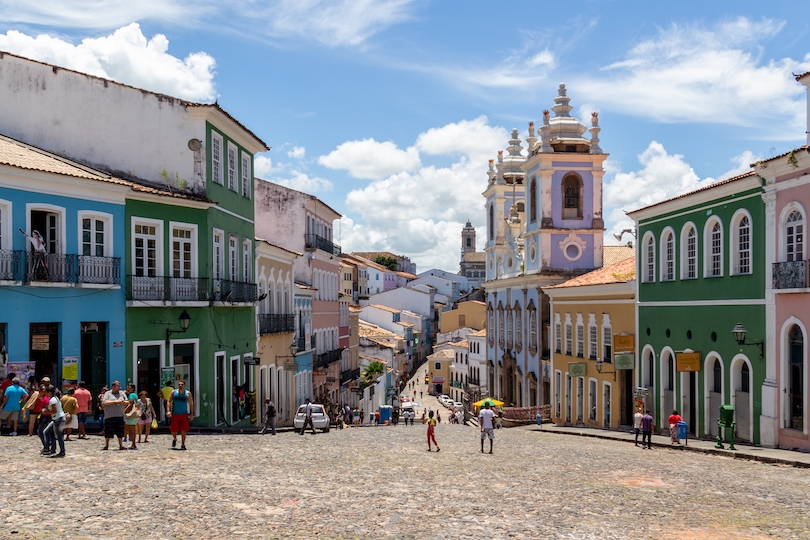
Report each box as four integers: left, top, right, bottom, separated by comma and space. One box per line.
297, 333, 316, 352
258, 314, 295, 335
27, 253, 75, 283
0, 250, 24, 281
127, 276, 210, 301
304, 234, 341, 256
773, 261, 809, 289
341, 367, 361, 385
313, 347, 343, 370
214, 279, 258, 303
78, 255, 121, 284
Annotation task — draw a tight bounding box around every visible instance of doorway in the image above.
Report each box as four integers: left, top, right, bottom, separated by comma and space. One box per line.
216, 353, 226, 425
136, 344, 160, 405
30, 323, 58, 382
621, 369, 633, 425
81, 323, 107, 398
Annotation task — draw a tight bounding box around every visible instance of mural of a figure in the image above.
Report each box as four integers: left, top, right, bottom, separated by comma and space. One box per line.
18, 228, 48, 280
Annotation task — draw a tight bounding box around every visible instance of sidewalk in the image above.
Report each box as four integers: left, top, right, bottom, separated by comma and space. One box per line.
532, 423, 810, 468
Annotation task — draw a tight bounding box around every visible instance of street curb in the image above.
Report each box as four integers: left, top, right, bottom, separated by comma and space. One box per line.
532, 428, 810, 469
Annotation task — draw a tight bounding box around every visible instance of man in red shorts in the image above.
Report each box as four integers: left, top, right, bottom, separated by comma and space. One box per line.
167, 380, 194, 450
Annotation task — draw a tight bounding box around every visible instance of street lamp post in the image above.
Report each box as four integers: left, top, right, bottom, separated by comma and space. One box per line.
731, 323, 764, 358
594, 358, 616, 381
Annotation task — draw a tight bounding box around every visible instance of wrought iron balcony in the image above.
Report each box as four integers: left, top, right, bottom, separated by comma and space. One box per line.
304, 234, 341, 256
258, 314, 295, 335
297, 333, 316, 352
127, 275, 210, 301
0, 250, 24, 281
341, 367, 361, 385
214, 279, 257, 303
314, 347, 344, 370
773, 261, 809, 289
77, 255, 121, 285
26, 253, 76, 283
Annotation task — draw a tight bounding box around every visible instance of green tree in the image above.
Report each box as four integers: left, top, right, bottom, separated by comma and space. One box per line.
374, 256, 397, 270
362, 361, 386, 384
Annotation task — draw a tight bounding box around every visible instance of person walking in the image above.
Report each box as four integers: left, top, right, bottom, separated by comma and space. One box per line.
101, 381, 128, 451
426, 410, 440, 452
167, 380, 194, 450
478, 402, 496, 454
73, 381, 92, 440
137, 391, 156, 443
0, 377, 28, 436
96, 385, 109, 437
668, 409, 683, 445
123, 384, 140, 450
359, 409, 365, 425
633, 408, 643, 447
641, 409, 654, 450
60, 388, 79, 441
160, 380, 174, 425
260, 398, 276, 435
36, 386, 53, 450
42, 386, 66, 458
22, 383, 41, 437
300, 398, 316, 435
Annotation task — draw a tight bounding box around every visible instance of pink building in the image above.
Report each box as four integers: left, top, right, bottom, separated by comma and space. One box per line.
757, 70, 810, 450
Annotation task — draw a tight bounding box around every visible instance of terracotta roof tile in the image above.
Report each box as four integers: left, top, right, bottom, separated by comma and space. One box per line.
367, 304, 401, 314
603, 246, 635, 266
451, 340, 469, 348
796, 71, 810, 81
753, 145, 810, 166
545, 257, 636, 289
359, 321, 398, 338
428, 349, 455, 359
468, 329, 487, 337
462, 252, 486, 262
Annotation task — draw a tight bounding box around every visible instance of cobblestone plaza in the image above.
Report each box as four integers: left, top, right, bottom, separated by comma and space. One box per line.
1, 424, 808, 539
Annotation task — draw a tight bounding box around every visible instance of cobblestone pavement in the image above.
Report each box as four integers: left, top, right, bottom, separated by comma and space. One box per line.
1, 423, 809, 539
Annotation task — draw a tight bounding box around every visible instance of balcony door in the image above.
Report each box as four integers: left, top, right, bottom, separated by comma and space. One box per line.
81, 322, 107, 399
31, 210, 60, 254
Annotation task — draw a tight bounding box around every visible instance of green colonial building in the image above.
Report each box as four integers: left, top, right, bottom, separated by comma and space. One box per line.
628, 171, 766, 444
126, 116, 269, 428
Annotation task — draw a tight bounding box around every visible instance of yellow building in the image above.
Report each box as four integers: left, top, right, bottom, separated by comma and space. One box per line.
543, 257, 636, 430
439, 300, 486, 333
426, 348, 454, 396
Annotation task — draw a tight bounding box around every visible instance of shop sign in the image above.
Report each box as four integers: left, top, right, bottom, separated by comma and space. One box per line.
568, 362, 586, 377
62, 356, 78, 380
676, 352, 701, 372
32, 335, 50, 351
614, 334, 634, 352
432, 376, 445, 383
614, 353, 634, 370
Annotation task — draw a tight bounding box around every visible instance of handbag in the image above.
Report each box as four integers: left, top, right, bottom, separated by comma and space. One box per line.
125, 403, 141, 421
64, 412, 72, 424
151, 418, 158, 429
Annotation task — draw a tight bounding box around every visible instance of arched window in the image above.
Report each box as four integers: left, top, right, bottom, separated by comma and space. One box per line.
667, 355, 674, 391
786, 210, 804, 262
643, 233, 655, 283
705, 219, 723, 277
682, 225, 697, 279
731, 211, 752, 275
741, 362, 750, 393
466, 237, 471, 248
713, 359, 722, 393
562, 174, 583, 219
661, 230, 674, 281
789, 325, 804, 430
489, 205, 494, 241
529, 178, 537, 223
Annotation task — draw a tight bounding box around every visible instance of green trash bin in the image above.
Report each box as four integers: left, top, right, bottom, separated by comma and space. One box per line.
719, 405, 735, 427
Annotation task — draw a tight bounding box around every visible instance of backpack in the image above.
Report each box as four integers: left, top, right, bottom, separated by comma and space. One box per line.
268, 404, 276, 418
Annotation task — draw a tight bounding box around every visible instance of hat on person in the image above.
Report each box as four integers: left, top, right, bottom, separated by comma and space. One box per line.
41, 377, 51, 383
12, 377, 20, 384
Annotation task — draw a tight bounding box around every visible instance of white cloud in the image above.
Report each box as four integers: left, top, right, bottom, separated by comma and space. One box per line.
0, 24, 216, 101
287, 146, 306, 159
526, 49, 555, 68
415, 116, 508, 161
265, 170, 333, 193
251, 0, 416, 47
575, 17, 810, 136
318, 138, 421, 180
254, 155, 276, 179
603, 141, 717, 241
718, 150, 759, 180
0, 0, 209, 29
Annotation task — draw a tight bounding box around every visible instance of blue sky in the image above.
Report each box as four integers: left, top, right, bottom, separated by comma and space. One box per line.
0, 0, 808, 272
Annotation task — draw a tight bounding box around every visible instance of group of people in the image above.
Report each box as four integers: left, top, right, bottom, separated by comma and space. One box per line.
632, 408, 684, 449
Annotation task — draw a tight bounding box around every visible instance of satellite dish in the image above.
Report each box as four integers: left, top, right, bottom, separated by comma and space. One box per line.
188, 138, 202, 152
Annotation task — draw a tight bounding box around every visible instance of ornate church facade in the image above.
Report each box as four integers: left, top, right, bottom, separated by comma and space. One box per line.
483, 84, 607, 407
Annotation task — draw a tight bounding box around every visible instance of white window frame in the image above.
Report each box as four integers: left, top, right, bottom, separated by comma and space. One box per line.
77, 211, 113, 258
704, 217, 724, 278
242, 238, 252, 282
575, 314, 584, 358
213, 229, 224, 280
26, 203, 66, 255
601, 313, 612, 362
169, 337, 201, 417
564, 314, 572, 356
730, 209, 752, 276
780, 202, 806, 263
680, 222, 697, 280
229, 234, 238, 281
660, 227, 675, 282
169, 221, 198, 278
241, 151, 251, 199
0, 199, 11, 251
642, 232, 655, 283
588, 314, 597, 360
554, 313, 562, 353
132, 217, 163, 277
227, 143, 237, 191
211, 133, 223, 185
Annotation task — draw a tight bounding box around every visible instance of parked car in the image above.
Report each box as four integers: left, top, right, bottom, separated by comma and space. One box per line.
452, 402, 464, 410
439, 395, 453, 407
293, 403, 330, 433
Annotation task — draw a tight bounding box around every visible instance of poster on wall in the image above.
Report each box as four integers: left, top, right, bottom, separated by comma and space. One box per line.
247, 390, 257, 424
7, 362, 36, 385
62, 356, 78, 380
160, 367, 175, 388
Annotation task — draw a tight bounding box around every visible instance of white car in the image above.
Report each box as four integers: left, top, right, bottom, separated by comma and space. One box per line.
438, 394, 452, 406
452, 402, 464, 410
293, 403, 330, 433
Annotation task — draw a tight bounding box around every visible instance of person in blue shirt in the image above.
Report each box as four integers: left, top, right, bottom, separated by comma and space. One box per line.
167, 380, 194, 450
0, 377, 29, 436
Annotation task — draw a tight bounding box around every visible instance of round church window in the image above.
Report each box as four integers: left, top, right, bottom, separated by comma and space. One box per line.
565, 244, 581, 261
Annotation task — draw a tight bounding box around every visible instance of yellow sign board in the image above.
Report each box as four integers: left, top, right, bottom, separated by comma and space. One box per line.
62, 356, 78, 380
614, 334, 635, 352
676, 352, 701, 372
